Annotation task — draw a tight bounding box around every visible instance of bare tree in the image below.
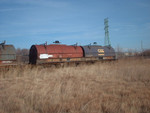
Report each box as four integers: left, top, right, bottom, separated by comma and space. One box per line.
115, 45, 124, 58
16, 48, 29, 63
142, 49, 150, 57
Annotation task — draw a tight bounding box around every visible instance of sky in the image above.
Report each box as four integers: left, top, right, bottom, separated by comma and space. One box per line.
0, 0, 150, 51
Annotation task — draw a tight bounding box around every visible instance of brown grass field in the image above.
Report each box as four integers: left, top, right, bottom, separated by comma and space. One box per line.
0, 58, 150, 113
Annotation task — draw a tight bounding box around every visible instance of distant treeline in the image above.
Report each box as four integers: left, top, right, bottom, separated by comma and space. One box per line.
141, 49, 150, 57
116, 49, 150, 59
16, 48, 29, 63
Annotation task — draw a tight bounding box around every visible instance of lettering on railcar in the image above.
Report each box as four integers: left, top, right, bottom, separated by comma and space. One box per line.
98, 49, 104, 56
97, 49, 104, 53
98, 54, 104, 56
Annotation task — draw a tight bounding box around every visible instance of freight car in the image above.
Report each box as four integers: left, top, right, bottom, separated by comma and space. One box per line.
0, 42, 16, 66
29, 42, 116, 65
82, 45, 116, 60
29, 44, 83, 64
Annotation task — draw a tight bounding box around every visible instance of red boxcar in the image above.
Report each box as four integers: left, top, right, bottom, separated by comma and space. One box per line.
29, 44, 83, 64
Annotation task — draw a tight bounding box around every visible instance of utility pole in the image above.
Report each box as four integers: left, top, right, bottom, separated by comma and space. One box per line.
141, 40, 143, 57
104, 18, 111, 46
141, 40, 143, 51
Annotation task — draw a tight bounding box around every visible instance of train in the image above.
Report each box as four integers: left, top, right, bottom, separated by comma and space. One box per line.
0, 41, 116, 66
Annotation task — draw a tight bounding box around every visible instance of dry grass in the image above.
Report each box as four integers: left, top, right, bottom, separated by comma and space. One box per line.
0, 58, 150, 113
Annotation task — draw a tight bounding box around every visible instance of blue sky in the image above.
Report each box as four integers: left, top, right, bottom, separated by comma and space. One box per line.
0, 0, 150, 51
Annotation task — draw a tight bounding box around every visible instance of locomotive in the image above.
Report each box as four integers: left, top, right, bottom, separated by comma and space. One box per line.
29, 41, 116, 64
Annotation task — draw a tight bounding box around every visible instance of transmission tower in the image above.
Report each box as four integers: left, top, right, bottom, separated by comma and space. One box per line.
104, 18, 111, 46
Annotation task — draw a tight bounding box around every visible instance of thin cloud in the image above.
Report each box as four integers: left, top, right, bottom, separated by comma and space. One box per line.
0, 8, 31, 12
111, 28, 120, 32
0, 0, 69, 8
136, 1, 150, 8
145, 23, 150, 29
